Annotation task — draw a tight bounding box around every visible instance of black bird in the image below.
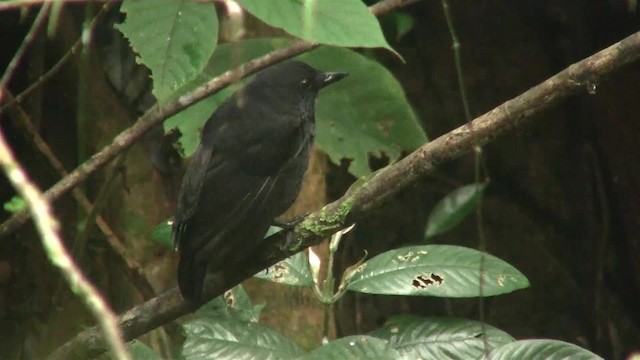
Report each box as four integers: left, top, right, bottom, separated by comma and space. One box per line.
173, 61, 347, 301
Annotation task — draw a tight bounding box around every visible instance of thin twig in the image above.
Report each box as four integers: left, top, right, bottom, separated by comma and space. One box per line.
441, 0, 471, 123
3, 89, 156, 299
50, 155, 128, 306
0, 3, 51, 102
72, 154, 126, 261
0, 0, 416, 237
0, 1, 114, 114
0, 129, 130, 360
588, 146, 609, 347
0, 8, 127, 349
441, 0, 490, 354
46, 29, 640, 360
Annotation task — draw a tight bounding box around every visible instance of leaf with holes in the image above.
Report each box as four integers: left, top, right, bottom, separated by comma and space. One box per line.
254, 251, 314, 287
482, 339, 604, 360
370, 314, 514, 359
196, 284, 264, 323
346, 245, 529, 297
117, 0, 218, 103
302, 336, 401, 360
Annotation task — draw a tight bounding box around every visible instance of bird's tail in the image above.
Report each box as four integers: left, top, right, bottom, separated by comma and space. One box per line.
177, 253, 207, 301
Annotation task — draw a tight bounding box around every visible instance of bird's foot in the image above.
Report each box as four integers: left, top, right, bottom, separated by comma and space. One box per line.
273, 212, 310, 230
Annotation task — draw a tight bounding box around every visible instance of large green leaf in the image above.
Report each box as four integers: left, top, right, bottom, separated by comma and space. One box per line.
483, 339, 604, 360
164, 38, 426, 177
182, 317, 303, 360
370, 315, 514, 359
425, 183, 487, 238
237, 0, 394, 53
346, 245, 529, 297
306, 46, 426, 177
302, 336, 401, 360
117, 0, 218, 103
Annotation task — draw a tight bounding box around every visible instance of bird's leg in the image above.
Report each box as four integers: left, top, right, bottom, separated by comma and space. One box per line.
272, 212, 310, 230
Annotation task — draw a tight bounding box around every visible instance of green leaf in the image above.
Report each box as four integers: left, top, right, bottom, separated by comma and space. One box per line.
392, 12, 415, 41
254, 251, 314, 287
165, 38, 426, 178
127, 340, 162, 360
3, 196, 25, 213
264, 225, 284, 237
346, 245, 529, 297
370, 315, 514, 359
150, 219, 173, 249
164, 37, 280, 156
182, 317, 304, 360
345, 166, 388, 196
305, 46, 427, 177
164, 88, 226, 156
236, 0, 396, 54
197, 284, 264, 323
483, 339, 604, 360
425, 183, 487, 238
302, 335, 401, 360
117, 0, 218, 103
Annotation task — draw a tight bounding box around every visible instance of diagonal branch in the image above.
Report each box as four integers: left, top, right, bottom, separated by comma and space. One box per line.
0, 0, 418, 238
4, 89, 156, 299
0, 1, 115, 114
46, 29, 640, 360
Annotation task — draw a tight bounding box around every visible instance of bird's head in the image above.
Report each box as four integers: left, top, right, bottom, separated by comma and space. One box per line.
241, 61, 348, 110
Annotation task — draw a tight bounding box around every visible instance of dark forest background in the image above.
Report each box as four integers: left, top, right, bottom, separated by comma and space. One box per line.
0, 0, 639, 359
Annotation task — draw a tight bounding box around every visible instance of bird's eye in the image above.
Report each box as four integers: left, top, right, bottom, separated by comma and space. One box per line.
300, 78, 311, 88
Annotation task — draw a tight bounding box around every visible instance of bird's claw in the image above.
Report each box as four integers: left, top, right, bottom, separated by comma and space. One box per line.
273, 212, 310, 230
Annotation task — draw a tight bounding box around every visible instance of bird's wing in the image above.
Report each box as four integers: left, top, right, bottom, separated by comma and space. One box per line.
172, 140, 215, 249
210, 94, 306, 176
173, 97, 303, 250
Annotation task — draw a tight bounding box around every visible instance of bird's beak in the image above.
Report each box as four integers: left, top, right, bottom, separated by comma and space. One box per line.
319, 72, 348, 88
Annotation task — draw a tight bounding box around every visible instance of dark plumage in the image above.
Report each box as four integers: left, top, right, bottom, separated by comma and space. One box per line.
173, 61, 347, 301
